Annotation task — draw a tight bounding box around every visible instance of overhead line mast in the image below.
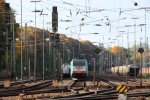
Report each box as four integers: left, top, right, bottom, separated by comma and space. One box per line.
31, 0, 41, 82
40, 11, 48, 80
20, 0, 23, 82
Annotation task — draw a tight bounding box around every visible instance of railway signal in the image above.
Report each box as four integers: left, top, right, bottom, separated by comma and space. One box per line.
52, 6, 58, 32
95, 47, 101, 54
51, 6, 58, 81
55, 33, 60, 42
8, 32, 13, 41
138, 47, 144, 87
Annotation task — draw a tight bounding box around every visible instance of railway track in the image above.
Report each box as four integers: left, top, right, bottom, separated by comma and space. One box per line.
51, 89, 150, 100
2, 77, 150, 100
6, 78, 113, 100
51, 78, 115, 99
51, 77, 150, 100
0, 78, 43, 89
0, 80, 52, 97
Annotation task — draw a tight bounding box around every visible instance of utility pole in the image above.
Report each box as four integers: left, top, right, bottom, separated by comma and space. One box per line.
119, 31, 125, 66
138, 44, 144, 87
115, 35, 120, 66
140, 7, 150, 74
125, 27, 130, 85
72, 46, 74, 59
46, 22, 52, 79
11, 12, 16, 80
40, 12, 48, 80
94, 47, 101, 85
29, 58, 31, 80
24, 23, 27, 79
62, 43, 64, 65
93, 58, 96, 85
131, 17, 138, 78
31, 0, 41, 82
24, 20, 33, 80
20, 0, 23, 82
48, 29, 51, 79
60, 57, 63, 83
78, 34, 81, 58
60, 42, 65, 83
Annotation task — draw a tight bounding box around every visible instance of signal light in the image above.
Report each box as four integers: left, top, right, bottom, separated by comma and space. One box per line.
95, 47, 101, 54
8, 33, 13, 41
52, 6, 58, 32
55, 33, 60, 42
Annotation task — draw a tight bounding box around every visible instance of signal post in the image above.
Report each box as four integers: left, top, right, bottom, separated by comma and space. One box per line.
52, 6, 60, 85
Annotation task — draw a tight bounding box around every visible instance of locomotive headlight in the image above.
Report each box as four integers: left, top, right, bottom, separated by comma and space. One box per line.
81, 69, 86, 71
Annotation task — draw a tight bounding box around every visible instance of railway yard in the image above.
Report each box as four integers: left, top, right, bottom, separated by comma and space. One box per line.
0, 74, 150, 100
1, 0, 150, 100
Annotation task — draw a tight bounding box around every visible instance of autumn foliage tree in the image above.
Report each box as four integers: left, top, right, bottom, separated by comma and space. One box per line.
111, 46, 122, 54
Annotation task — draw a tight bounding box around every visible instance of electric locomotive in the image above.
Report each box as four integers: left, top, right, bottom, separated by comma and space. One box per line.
70, 59, 88, 78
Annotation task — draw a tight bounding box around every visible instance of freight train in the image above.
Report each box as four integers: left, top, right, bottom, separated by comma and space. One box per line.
70, 59, 88, 78
111, 64, 139, 77
139, 63, 150, 76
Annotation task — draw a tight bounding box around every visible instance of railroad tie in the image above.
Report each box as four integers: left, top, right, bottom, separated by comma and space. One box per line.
99, 81, 108, 86
84, 87, 89, 91
70, 89, 77, 93
18, 92, 25, 100
22, 97, 35, 100
61, 91, 64, 96
76, 91, 79, 94
36, 95, 50, 99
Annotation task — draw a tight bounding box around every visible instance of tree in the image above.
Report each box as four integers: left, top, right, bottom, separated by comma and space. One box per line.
111, 46, 122, 54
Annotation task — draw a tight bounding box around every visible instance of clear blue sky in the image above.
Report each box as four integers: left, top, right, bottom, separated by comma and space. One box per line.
6, 0, 150, 48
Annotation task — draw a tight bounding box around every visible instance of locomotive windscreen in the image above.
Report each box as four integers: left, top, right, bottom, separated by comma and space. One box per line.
73, 60, 85, 66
